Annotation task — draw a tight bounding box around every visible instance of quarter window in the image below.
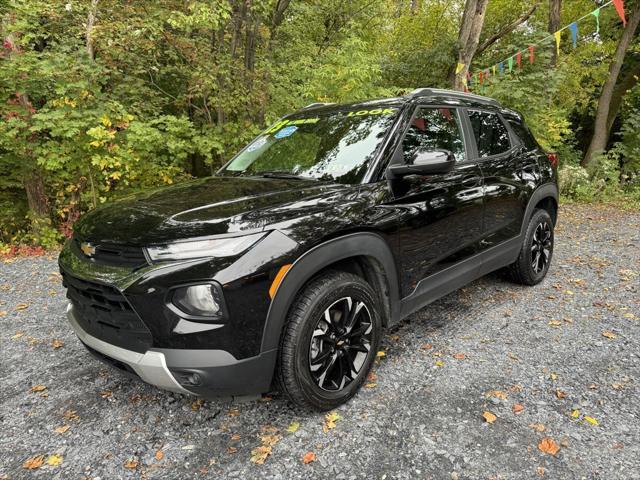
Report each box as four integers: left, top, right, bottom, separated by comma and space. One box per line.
507, 119, 539, 151
468, 111, 511, 157
402, 108, 466, 163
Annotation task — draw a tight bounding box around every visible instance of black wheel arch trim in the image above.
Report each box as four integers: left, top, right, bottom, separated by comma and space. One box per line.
522, 183, 558, 232
260, 232, 400, 355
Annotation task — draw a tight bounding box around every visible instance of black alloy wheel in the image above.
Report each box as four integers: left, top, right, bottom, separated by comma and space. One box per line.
507, 208, 555, 285
531, 220, 552, 274
277, 271, 382, 410
308, 296, 373, 391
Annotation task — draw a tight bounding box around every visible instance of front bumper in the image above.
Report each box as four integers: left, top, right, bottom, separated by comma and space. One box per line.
67, 303, 277, 397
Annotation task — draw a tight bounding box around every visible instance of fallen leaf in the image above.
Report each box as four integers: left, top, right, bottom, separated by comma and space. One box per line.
15, 303, 29, 310
63, 410, 80, 421
612, 383, 623, 390
250, 445, 272, 464
302, 451, 317, 464
23, 455, 45, 470
155, 450, 164, 461
538, 437, 560, 456
286, 421, 300, 434
124, 459, 138, 469
11, 331, 25, 340
227, 446, 238, 454
260, 434, 281, 447
376, 351, 386, 358
365, 382, 377, 388
191, 399, 203, 411
452, 353, 466, 360
482, 411, 497, 424
0, 310, 7, 317
31, 385, 47, 393
550, 372, 558, 381
100, 390, 112, 399
54, 425, 70, 434
571, 409, 580, 418
487, 390, 507, 400
529, 423, 546, 432
367, 371, 377, 382
584, 416, 599, 426
555, 389, 567, 399
46, 454, 63, 466
548, 320, 562, 327
512, 403, 524, 414
228, 408, 240, 417
323, 411, 341, 432
51, 339, 64, 349
537, 466, 546, 476
602, 331, 616, 339
560, 437, 570, 448
421, 343, 433, 350
435, 360, 445, 367
231, 433, 242, 441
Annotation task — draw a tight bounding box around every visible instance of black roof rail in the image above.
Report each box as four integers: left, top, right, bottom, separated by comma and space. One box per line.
407, 88, 500, 107
302, 102, 336, 110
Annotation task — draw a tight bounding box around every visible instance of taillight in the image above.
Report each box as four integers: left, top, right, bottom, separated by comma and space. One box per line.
547, 152, 558, 168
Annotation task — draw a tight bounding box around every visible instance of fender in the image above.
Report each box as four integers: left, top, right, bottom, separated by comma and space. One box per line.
521, 183, 558, 234
259, 232, 400, 355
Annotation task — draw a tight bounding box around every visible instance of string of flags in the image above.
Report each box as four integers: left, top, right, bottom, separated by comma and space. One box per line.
457, 0, 627, 92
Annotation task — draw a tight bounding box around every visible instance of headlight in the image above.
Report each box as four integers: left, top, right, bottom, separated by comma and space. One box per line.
146, 232, 266, 262
172, 284, 221, 317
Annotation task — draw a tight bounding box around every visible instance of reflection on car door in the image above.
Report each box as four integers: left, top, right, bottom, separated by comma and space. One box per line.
466, 110, 528, 249
387, 106, 484, 297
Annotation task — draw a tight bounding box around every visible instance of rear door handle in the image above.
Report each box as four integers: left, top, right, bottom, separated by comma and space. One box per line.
462, 175, 482, 188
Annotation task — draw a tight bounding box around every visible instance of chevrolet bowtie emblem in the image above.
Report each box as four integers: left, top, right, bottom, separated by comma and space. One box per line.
80, 242, 97, 257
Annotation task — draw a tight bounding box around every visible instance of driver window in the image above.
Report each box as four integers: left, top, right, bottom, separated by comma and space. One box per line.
402, 108, 465, 163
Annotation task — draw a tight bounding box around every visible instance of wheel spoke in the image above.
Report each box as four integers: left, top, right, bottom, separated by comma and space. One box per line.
316, 352, 338, 388
311, 347, 333, 366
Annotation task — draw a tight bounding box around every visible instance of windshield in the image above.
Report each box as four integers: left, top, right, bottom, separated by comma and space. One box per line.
220, 106, 399, 184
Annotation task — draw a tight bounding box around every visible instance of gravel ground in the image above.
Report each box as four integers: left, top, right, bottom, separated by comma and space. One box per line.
1, 203, 639, 480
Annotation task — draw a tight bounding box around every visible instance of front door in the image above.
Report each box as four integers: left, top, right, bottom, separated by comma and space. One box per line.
387, 106, 484, 297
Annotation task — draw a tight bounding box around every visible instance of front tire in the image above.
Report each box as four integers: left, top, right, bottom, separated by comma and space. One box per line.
276, 271, 382, 411
507, 208, 554, 285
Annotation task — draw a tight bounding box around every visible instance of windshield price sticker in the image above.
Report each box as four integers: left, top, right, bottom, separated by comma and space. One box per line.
274, 125, 298, 139
264, 117, 320, 134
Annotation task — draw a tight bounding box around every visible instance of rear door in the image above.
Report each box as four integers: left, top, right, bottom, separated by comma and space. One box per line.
465, 109, 529, 250
388, 105, 484, 297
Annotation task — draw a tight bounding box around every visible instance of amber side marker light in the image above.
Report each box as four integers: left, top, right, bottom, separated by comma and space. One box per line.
269, 264, 292, 299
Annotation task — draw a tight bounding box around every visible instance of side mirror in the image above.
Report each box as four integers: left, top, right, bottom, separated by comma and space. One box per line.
387, 149, 455, 178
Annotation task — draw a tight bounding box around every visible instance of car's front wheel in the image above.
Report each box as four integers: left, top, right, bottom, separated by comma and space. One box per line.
507, 208, 554, 285
276, 271, 382, 410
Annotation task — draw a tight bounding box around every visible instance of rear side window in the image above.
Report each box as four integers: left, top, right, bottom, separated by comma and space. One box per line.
507, 119, 539, 151
468, 111, 511, 157
402, 108, 466, 163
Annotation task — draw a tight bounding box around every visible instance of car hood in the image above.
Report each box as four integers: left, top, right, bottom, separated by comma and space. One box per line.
73, 176, 358, 245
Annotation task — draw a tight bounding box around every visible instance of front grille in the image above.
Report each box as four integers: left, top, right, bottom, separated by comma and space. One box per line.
74, 239, 148, 268
62, 271, 152, 353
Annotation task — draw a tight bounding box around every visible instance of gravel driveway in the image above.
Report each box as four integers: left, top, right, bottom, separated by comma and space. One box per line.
1, 203, 639, 479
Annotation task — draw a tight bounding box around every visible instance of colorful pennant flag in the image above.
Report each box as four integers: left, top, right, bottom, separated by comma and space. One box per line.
508, 56, 514, 72
569, 22, 578, 48
516, 51, 522, 68
493, 65, 497, 76
613, 0, 626, 27
499, 62, 504, 74
528, 45, 535, 64
456, 62, 465, 75
592, 8, 601, 34
554, 31, 562, 56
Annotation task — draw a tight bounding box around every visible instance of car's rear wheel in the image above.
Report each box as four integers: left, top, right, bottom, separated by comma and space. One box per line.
276, 271, 382, 410
507, 208, 554, 285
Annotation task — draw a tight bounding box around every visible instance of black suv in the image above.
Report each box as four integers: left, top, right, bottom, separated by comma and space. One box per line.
59, 88, 558, 410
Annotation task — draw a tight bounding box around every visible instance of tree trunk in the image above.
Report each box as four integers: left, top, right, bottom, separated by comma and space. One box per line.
583, 3, 640, 167
452, 0, 489, 91
85, 0, 99, 60
548, 0, 561, 66
24, 171, 49, 218
606, 57, 640, 133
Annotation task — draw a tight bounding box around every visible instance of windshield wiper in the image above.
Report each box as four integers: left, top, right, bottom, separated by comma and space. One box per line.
259, 171, 317, 181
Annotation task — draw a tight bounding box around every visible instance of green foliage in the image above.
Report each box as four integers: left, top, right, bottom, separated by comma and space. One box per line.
1, 0, 639, 249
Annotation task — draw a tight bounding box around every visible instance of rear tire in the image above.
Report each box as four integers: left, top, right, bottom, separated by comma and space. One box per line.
507, 209, 554, 285
276, 271, 382, 411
